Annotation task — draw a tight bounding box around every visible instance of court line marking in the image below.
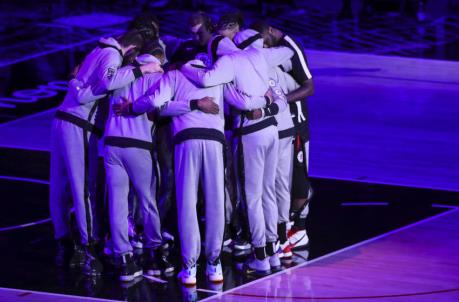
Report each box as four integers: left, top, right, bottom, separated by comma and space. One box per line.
0, 175, 49, 185
142, 274, 167, 284
0, 108, 56, 129
200, 207, 459, 302
309, 173, 459, 193
227, 287, 459, 300
0, 218, 52, 232
432, 203, 459, 209
0, 287, 123, 302
0, 29, 124, 68
0, 175, 52, 232
196, 288, 221, 294
341, 202, 389, 206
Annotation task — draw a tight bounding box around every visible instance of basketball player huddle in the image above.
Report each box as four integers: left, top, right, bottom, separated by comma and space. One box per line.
49, 11, 314, 285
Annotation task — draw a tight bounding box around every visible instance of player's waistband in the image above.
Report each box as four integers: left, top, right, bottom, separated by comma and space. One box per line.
104, 136, 153, 150
54, 110, 103, 138
234, 116, 277, 136
174, 128, 226, 146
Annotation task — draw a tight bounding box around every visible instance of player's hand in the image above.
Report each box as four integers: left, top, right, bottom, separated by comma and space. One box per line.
246, 109, 263, 120
265, 89, 273, 105
197, 96, 219, 114
141, 62, 164, 74
113, 97, 131, 116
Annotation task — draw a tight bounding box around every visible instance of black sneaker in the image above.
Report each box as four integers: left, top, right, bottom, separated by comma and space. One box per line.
233, 236, 251, 251
146, 247, 174, 276
55, 238, 74, 267
119, 253, 143, 282
69, 244, 86, 268
82, 246, 103, 277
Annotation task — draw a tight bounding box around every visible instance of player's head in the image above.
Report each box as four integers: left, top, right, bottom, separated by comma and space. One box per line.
250, 20, 283, 48
141, 40, 166, 65
216, 12, 243, 40
118, 29, 146, 58
129, 13, 160, 43
188, 12, 214, 46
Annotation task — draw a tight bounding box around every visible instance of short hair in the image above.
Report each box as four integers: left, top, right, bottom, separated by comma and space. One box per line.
217, 12, 244, 30
189, 11, 214, 31
129, 13, 160, 41
118, 29, 146, 49
250, 19, 271, 34
141, 39, 164, 57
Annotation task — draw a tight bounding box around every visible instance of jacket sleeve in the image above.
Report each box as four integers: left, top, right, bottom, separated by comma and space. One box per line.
261, 78, 288, 117
159, 99, 193, 116
261, 46, 294, 69
180, 56, 235, 87
223, 83, 267, 111
132, 71, 176, 114
69, 78, 106, 105
94, 50, 141, 94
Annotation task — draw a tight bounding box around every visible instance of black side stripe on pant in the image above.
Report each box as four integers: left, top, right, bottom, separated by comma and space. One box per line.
82, 100, 99, 244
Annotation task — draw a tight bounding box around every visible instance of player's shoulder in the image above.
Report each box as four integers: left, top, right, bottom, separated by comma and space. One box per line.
281, 35, 305, 53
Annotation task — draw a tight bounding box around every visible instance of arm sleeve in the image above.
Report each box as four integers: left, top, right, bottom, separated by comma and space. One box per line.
94, 50, 139, 94
132, 72, 176, 114
69, 78, 107, 105
223, 83, 267, 111
262, 46, 294, 69
262, 78, 288, 116
180, 56, 235, 87
159, 99, 193, 116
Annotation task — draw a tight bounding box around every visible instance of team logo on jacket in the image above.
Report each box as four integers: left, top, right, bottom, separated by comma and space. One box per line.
297, 151, 304, 163
107, 67, 116, 80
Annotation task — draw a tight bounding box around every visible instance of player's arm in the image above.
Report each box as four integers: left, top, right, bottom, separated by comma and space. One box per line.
286, 78, 314, 103
181, 56, 235, 87
262, 46, 294, 69
223, 83, 269, 111
137, 71, 176, 114
95, 50, 163, 94
283, 36, 314, 102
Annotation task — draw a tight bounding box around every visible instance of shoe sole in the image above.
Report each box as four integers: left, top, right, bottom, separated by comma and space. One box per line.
120, 270, 143, 282
279, 251, 293, 258
233, 244, 252, 250
179, 278, 197, 285
164, 267, 175, 274
206, 272, 224, 283
208, 277, 224, 283
147, 269, 161, 277
243, 265, 271, 276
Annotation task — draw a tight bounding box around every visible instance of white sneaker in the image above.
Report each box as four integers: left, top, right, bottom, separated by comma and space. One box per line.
278, 240, 293, 258
178, 265, 197, 285
244, 257, 271, 276
206, 260, 223, 283
287, 228, 309, 250
269, 253, 281, 270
